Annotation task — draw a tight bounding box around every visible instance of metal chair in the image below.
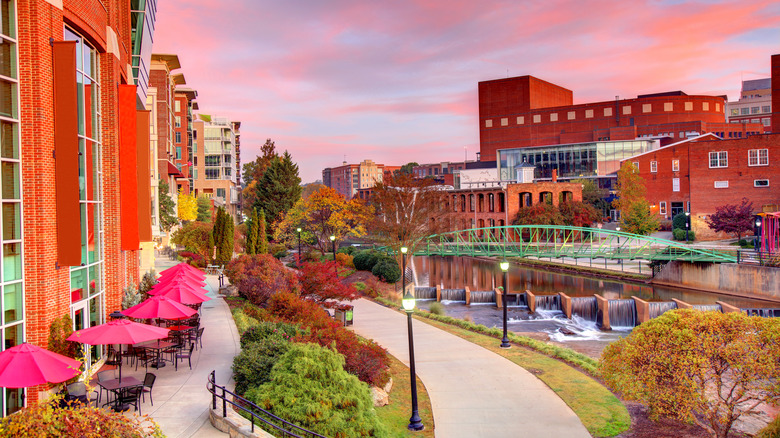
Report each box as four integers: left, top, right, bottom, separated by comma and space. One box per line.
66, 382, 97, 407
96, 370, 115, 405
117, 386, 142, 414
175, 344, 195, 371
141, 373, 157, 406
189, 327, 205, 350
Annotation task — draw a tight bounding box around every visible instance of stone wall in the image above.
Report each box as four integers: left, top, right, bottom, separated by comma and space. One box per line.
652, 262, 780, 300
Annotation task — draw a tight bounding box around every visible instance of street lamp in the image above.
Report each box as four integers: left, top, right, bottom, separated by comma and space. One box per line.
499, 260, 511, 349
756, 218, 762, 252
401, 247, 424, 431
330, 235, 336, 275
615, 226, 621, 245
685, 212, 691, 242
296, 227, 302, 266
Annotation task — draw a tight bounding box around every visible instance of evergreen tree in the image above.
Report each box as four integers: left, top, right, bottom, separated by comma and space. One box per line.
245, 209, 257, 255
207, 233, 215, 262
219, 217, 234, 263
252, 151, 302, 232
158, 179, 178, 232
257, 209, 268, 254
196, 195, 212, 222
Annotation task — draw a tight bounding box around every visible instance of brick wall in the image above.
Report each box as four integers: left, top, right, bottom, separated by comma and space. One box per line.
773, 55, 779, 133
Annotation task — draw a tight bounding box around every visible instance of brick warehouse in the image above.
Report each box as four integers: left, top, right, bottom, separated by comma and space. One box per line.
6, 0, 158, 411
478, 75, 765, 162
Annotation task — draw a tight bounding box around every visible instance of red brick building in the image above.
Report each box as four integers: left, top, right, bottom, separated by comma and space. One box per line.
625, 133, 780, 239
479, 76, 764, 162
10, 0, 157, 410
173, 87, 198, 195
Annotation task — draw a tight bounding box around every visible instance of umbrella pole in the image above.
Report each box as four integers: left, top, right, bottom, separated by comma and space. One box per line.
118, 346, 122, 383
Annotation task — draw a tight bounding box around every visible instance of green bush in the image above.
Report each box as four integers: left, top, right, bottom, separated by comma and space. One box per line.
738, 238, 755, 249
337, 246, 357, 255
273, 250, 287, 259
240, 321, 300, 348
232, 309, 259, 334
372, 258, 401, 283
244, 343, 388, 437
353, 281, 366, 292
756, 414, 780, 438
672, 212, 689, 231
429, 301, 446, 315
672, 228, 695, 241
232, 333, 292, 395
353, 250, 380, 271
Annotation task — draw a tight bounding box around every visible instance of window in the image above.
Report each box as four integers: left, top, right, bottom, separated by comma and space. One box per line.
650, 161, 657, 173
632, 162, 639, 172
174, 100, 181, 112
709, 151, 727, 168
730, 109, 739, 116
175, 116, 181, 128
205, 168, 220, 179
763, 118, 771, 126
762, 106, 770, 113
659, 202, 667, 215
748, 149, 768, 166
216, 188, 225, 198
741, 108, 749, 115
672, 178, 680, 192
672, 159, 679, 171
754, 179, 769, 187
751, 106, 760, 114
175, 147, 181, 159
714, 181, 729, 188
175, 131, 181, 143
484, 120, 492, 128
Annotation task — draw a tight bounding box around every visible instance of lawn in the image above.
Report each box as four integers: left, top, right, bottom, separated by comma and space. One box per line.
375, 353, 435, 437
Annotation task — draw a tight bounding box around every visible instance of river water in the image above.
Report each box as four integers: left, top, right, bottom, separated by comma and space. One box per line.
410, 256, 779, 357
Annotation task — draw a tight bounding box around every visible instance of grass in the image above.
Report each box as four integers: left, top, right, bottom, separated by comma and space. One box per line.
375, 353, 435, 437
418, 316, 629, 437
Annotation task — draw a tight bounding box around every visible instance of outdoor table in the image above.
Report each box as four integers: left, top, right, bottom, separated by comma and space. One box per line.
167, 325, 193, 332
135, 340, 176, 369
97, 376, 142, 411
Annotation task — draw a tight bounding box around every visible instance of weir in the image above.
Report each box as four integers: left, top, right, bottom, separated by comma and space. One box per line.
414, 287, 437, 300
535, 294, 561, 311
470, 290, 496, 304
608, 299, 637, 328
744, 308, 780, 317
441, 289, 466, 302
571, 297, 598, 321
693, 304, 722, 312
648, 301, 677, 319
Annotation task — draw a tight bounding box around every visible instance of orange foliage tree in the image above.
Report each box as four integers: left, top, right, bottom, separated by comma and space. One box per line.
600, 309, 780, 438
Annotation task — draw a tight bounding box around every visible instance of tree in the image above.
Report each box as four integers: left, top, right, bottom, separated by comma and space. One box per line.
298, 261, 358, 308
245, 208, 258, 255
242, 139, 278, 214
177, 191, 197, 222
573, 178, 609, 216
196, 195, 212, 222
212, 207, 234, 264
559, 201, 602, 227
224, 254, 299, 305
513, 203, 564, 226
370, 173, 451, 268
613, 162, 658, 235
251, 151, 302, 232
158, 179, 177, 232
705, 198, 754, 241
256, 209, 268, 254
600, 309, 780, 438
395, 162, 419, 176
275, 186, 373, 253
171, 221, 213, 261
301, 182, 327, 200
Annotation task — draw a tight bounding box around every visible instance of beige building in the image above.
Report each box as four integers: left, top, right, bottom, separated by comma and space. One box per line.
726, 78, 772, 132
192, 115, 241, 221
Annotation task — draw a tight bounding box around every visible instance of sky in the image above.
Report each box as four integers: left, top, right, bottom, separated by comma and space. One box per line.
153, 0, 780, 183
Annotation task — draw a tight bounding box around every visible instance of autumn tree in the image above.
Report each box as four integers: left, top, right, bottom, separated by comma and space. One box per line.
177, 191, 197, 222
705, 198, 754, 241
158, 179, 178, 232
513, 203, 564, 226
302, 182, 327, 200
298, 261, 358, 308
171, 221, 213, 261
251, 151, 302, 233
600, 309, 780, 438
613, 162, 658, 235
370, 173, 451, 265
196, 195, 212, 222
573, 178, 609, 216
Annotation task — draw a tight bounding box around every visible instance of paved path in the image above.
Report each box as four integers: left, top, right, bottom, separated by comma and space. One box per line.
127, 258, 240, 437
350, 299, 590, 438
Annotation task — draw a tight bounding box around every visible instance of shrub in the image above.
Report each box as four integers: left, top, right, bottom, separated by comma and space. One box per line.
428, 301, 445, 315
266, 291, 337, 330
372, 258, 401, 283
337, 246, 357, 255
233, 334, 292, 395
269, 243, 287, 255
672, 212, 689, 230
335, 252, 354, 268
0, 395, 164, 437
361, 277, 382, 298
298, 261, 358, 307
273, 250, 287, 259
244, 343, 389, 438
178, 250, 205, 268
232, 309, 259, 334
240, 321, 300, 348
672, 228, 695, 241
658, 219, 673, 231
353, 281, 366, 292
224, 254, 299, 306
353, 250, 380, 271
600, 309, 780, 438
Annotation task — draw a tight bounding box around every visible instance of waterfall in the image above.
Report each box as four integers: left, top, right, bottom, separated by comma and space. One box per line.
648, 302, 677, 319
506, 293, 527, 308
608, 299, 637, 327
471, 291, 495, 304
571, 297, 598, 321
441, 289, 466, 302
743, 308, 780, 318
693, 304, 722, 312
535, 295, 561, 311
414, 287, 437, 300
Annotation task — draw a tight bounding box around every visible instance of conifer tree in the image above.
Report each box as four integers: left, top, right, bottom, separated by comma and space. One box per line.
257, 209, 268, 254
252, 151, 302, 233
245, 209, 257, 255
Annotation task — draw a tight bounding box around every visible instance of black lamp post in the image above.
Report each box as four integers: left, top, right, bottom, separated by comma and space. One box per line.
330, 235, 336, 275
685, 212, 691, 242
401, 246, 424, 431
500, 260, 511, 349
615, 226, 621, 245
296, 227, 302, 266
756, 218, 762, 252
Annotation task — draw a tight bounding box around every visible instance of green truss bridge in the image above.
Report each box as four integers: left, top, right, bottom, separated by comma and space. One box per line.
416, 225, 738, 263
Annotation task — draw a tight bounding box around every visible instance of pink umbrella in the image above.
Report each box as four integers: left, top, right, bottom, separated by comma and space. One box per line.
122, 295, 197, 320
67, 319, 169, 382
154, 282, 211, 305
149, 277, 207, 296
156, 272, 206, 287
160, 263, 205, 278
0, 343, 82, 388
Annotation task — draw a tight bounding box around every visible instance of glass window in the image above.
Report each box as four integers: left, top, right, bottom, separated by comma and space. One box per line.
650, 161, 657, 173
672, 160, 679, 172
175, 116, 181, 128
709, 151, 727, 168
751, 107, 759, 114
748, 149, 768, 166
740, 108, 749, 115
659, 201, 667, 215
672, 178, 680, 192
762, 106, 770, 113
754, 179, 769, 187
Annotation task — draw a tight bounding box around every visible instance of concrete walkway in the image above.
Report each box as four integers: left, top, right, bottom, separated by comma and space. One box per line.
350, 299, 590, 438
125, 258, 241, 437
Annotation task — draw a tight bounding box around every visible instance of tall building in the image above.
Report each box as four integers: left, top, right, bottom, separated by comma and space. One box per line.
726, 78, 772, 131
322, 160, 398, 198
173, 87, 198, 195
192, 115, 241, 221
10, 0, 156, 410
478, 75, 764, 162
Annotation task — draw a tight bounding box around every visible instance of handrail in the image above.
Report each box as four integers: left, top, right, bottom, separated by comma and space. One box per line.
207, 370, 327, 438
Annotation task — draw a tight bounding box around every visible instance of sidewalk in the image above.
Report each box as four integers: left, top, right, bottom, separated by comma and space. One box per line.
350, 299, 590, 438
128, 258, 241, 438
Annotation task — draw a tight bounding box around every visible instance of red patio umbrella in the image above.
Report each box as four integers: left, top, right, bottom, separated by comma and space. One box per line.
122, 295, 197, 320
67, 319, 169, 382
156, 271, 206, 287
154, 282, 211, 305
148, 277, 207, 296
160, 263, 205, 278
0, 343, 82, 388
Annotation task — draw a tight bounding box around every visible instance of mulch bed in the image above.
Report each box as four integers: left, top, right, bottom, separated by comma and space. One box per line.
618, 402, 749, 438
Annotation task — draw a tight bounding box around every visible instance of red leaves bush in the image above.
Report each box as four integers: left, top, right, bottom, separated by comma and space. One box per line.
178, 251, 205, 268
297, 261, 358, 308
225, 254, 299, 306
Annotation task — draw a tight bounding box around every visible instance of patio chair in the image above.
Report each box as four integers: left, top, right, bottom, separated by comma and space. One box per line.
134, 347, 152, 371
175, 344, 195, 371
117, 386, 142, 414
96, 370, 115, 405
189, 327, 205, 350
66, 382, 97, 407
141, 373, 157, 406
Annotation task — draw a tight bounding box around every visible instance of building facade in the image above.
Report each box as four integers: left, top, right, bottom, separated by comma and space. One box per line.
726, 78, 772, 132
478, 75, 764, 162
323, 160, 399, 198
173, 87, 197, 195
192, 115, 241, 221
12, 0, 156, 410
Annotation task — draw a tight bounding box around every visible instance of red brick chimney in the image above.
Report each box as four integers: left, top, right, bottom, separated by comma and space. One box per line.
773, 54, 779, 133
552, 168, 558, 183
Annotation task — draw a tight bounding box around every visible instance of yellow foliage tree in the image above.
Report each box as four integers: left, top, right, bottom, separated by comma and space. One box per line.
177, 190, 197, 222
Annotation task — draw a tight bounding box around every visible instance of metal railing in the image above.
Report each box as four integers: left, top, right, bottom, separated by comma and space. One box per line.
207, 370, 327, 438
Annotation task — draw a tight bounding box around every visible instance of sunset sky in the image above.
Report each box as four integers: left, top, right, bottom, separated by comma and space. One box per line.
153, 0, 780, 183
